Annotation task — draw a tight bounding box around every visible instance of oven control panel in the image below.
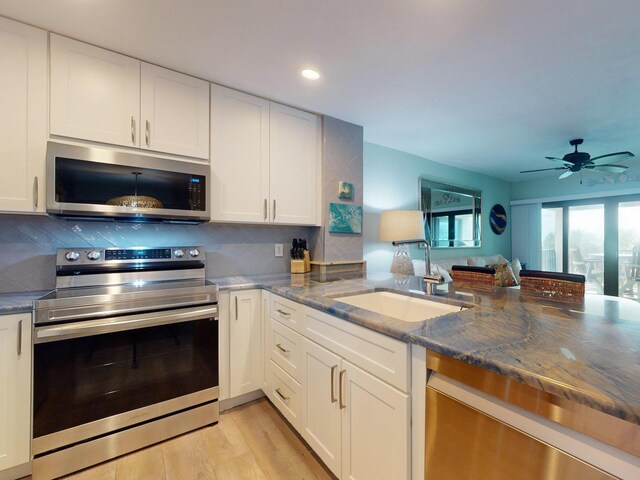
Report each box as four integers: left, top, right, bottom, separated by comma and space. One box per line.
56, 246, 205, 268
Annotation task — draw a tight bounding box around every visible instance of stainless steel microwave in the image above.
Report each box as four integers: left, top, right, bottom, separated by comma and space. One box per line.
46, 142, 210, 223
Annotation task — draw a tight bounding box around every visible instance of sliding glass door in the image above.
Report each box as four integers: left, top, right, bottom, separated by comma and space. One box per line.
618, 201, 640, 300
568, 204, 604, 294
541, 194, 640, 299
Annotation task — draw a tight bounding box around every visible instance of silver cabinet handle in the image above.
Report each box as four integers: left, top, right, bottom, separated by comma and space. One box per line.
339, 369, 346, 409
145, 120, 150, 147
131, 116, 136, 145
33, 176, 38, 210
330, 365, 338, 403
273, 199, 276, 221
264, 199, 268, 221
17, 319, 23, 356
275, 388, 290, 402
235, 296, 239, 320
276, 343, 289, 354
275, 309, 290, 317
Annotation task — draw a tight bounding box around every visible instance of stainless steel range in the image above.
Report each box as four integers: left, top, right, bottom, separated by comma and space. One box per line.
33, 246, 219, 480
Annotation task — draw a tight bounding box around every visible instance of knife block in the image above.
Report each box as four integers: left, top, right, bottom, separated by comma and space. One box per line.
291, 250, 311, 274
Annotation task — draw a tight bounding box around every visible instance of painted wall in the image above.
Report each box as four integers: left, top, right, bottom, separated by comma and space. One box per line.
0, 214, 316, 293
363, 142, 512, 273
312, 116, 364, 262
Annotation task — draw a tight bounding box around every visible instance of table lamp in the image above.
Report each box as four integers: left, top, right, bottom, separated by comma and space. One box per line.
379, 210, 426, 275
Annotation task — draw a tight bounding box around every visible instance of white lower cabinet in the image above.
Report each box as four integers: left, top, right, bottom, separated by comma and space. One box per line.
341, 360, 410, 480
301, 338, 342, 475
269, 360, 302, 430
0, 314, 31, 474
265, 294, 411, 480
229, 290, 262, 398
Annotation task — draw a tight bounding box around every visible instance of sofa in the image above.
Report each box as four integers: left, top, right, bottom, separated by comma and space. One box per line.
412, 254, 523, 286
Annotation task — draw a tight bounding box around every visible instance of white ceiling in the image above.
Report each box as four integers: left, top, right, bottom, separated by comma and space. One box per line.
2, 0, 640, 182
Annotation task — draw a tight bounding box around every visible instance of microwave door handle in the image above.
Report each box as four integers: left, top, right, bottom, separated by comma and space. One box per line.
34, 305, 218, 343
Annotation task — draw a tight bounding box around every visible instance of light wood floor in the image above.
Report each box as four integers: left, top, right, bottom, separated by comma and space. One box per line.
28, 398, 335, 480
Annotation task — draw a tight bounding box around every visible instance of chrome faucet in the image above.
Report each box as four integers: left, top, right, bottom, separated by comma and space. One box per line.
391, 239, 444, 293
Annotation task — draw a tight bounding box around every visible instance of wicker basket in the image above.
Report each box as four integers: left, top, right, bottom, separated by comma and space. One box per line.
520, 276, 585, 297
451, 268, 496, 290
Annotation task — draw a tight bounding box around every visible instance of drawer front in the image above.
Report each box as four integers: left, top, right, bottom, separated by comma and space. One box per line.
269, 360, 301, 429
271, 294, 304, 333
304, 307, 410, 392
270, 318, 302, 382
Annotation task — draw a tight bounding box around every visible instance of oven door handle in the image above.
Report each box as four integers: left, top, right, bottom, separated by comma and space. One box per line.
34, 305, 218, 343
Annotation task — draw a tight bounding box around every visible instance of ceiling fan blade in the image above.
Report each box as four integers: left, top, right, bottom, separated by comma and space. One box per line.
559, 170, 574, 179
520, 167, 566, 173
545, 156, 573, 166
588, 151, 634, 165
586, 164, 628, 173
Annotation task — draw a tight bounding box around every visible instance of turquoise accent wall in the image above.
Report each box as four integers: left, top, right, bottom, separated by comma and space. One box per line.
363, 142, 512, 272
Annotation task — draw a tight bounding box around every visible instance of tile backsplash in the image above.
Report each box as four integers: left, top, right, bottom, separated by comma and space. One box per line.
0, 214, 316, 293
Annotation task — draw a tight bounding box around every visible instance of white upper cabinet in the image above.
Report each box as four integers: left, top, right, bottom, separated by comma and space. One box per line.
210, 87, 320, 226
50, 36, 209, 160
269, 102, 319, 225
140, 63, 209, 159
50, 34, 140, 148
210, 85, 270, 222
0, 17, 47, 213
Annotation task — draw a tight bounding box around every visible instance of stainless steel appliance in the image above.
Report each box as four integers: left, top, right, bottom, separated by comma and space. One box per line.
46, 142, 210, 223
33, 246, 219, 480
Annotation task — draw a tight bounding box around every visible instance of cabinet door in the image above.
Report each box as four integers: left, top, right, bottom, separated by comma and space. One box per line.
269, 102, 319, 225
341, 360, 410, 480
301, 338, 342, 477
261, 290, 271, 392
210, 85, 270, 223
0, 18, 46, 213
0, 314, 31, 471
229, 290, 262, 397
50, 34, 140, 147
140, 63, 209, 159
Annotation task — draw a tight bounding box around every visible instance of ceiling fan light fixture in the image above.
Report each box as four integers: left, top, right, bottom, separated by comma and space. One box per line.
301, 69, 320, 80
522, 139, 635, 179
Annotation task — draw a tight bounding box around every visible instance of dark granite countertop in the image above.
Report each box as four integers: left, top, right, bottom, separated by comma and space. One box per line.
0, 290, 49, 315
210, 271, 640, 426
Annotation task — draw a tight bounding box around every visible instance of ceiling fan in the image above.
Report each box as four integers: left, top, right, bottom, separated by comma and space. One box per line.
520, 139, 635, 182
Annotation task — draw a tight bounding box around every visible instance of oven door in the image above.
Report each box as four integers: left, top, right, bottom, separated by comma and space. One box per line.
33, 304, 218, 454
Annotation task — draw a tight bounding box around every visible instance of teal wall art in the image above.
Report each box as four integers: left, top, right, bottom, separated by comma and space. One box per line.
329, 203, 362, 234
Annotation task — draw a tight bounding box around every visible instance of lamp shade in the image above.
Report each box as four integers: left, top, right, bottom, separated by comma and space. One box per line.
379, 210, 426, 242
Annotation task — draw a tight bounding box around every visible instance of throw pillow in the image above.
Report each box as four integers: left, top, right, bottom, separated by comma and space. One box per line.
467, 257, 488, 267
433, 264, 453, 283
484, 254, 507, 265
491, 263, 518, 287
511, 258, 522, 283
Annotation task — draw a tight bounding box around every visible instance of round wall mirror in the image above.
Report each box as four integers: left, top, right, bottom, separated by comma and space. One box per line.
489, 204, 507, 235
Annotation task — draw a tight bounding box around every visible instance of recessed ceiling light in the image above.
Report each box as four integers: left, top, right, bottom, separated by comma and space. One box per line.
301, 69, 320, 80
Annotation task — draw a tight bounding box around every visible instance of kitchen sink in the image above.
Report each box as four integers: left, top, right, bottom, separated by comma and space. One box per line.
335, 291, 465, 322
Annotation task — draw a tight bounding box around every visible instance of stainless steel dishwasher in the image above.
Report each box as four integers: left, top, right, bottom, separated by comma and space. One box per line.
424, 352, 640, 479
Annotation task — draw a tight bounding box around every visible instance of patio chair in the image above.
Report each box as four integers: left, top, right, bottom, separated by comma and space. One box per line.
569, 247, 603, 293
623, 246, 640, 300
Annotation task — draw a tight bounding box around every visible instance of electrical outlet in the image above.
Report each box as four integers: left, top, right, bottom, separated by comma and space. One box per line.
275, 244, 284, 257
